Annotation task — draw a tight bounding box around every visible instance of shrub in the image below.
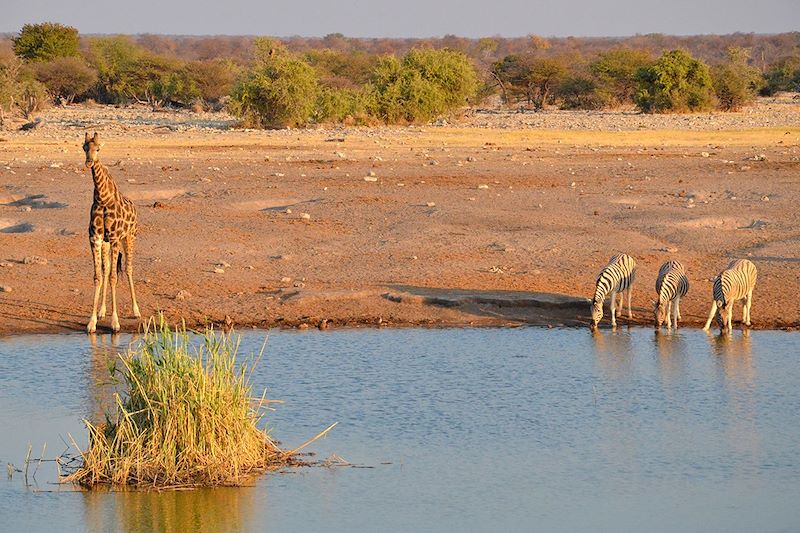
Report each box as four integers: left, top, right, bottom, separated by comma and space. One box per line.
33, 57, 97, 103
368, 48, 478, 123
313, 86, 373, 124
557, 76, 605, 110
12, 23, 80, 62
63, 318, 289, 488
15, 78, 48, 119
305, 49, 378, 89
711, 48, 764, 111
492, 54, 567, 109
589, 48, 654, 106
761, 55, 800, 95
86, 36, 146, 103
0, 52, 22, 125
229, 51, 320, 128
181, 59, 239, 105
635, 49, 715, 113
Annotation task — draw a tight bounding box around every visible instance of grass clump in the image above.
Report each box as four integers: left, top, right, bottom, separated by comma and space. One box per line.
64, 318, 288, 488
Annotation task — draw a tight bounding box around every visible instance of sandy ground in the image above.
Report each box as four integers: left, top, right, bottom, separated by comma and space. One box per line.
1, 98, 799, 335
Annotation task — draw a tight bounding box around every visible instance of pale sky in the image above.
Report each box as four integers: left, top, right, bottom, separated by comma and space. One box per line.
3, 0, 799, 37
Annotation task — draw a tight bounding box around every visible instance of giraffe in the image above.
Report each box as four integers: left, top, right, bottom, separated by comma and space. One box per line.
83, 132, 140, 333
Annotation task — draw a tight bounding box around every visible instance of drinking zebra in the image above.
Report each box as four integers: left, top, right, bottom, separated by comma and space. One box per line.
702, 259, 758, 333
591, 253, 637, 328
653, 260, 689, 329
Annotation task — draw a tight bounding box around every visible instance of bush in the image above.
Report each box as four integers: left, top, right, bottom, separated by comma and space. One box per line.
86, 36, 146, 103
34, 57, 97, 103
711, 48, 764, 111
62, 318, 289, 488
12, 23, 80, 62
230, 51, 319, 128
368, 48, 478, 123
305, 49, 378, 89
313, 86, 374, 124
761, 55, 800, 95
557, 76, 605, 110
15, 77, 49, 119
181, 59, 239, 105
635, 49, 715, 113
589, 48, 654, 106
492, 54, 567, 109
0, 52, 22, 125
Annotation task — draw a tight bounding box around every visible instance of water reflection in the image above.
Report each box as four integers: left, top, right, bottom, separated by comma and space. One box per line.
590, 328, 634, 379
652, 329, 689, 384
87, 333, 124, 422
82, 486, 256, 533
706, 329, 755, 388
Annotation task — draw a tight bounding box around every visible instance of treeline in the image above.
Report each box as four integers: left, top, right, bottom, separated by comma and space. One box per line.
1, 23, 799, 128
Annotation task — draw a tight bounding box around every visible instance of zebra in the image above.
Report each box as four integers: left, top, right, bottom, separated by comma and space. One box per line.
653, 260, 689, 329
591, 253, 637, 328
703, 259, 758, 333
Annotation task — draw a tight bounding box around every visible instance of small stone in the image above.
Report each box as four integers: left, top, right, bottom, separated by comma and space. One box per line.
175, 289, 191, 300
0, 262, 12, 268
761, 195, 770, 202
467, 156, 477, 162
701, 151, 710, 157
426, 202, 436, 207
368, 170, 376, 177
280, 276, 292, 283
300, 213, 311, 220
477, 184, 489, 189
298, 323, 310, 329
213, 267, 225, 274
217, 261, 231, 268
363, 176, 378, 182
71, 288, 79, 293
285, 208, 292, 214
20, 206, 31, 212
23, 256, 47, 265
0, 285, 11, 293
570, 181, 576, 188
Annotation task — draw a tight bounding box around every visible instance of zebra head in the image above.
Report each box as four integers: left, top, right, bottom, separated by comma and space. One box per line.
714, 298, 727, 329
590, 299, 603, 328
653, 299, 668, 328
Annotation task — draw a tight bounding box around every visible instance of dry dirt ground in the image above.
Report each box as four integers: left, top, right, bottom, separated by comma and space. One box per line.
1, 99, 799, 335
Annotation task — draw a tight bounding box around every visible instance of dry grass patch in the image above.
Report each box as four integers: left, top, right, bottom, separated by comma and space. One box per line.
63, 318, 299, 489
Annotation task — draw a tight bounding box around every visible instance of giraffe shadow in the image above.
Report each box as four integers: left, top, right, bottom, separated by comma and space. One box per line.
3, 194, 68, 209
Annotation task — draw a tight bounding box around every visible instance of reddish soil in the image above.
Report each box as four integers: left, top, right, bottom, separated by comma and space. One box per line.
1, 101, 799, 335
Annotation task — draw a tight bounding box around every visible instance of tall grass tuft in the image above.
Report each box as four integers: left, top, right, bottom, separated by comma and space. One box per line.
64, 317, 289, 488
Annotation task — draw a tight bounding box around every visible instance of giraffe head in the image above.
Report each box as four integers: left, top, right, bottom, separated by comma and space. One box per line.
83, 132, 102, 168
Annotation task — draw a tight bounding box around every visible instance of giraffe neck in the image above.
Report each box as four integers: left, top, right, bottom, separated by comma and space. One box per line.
89, 161, 120, 206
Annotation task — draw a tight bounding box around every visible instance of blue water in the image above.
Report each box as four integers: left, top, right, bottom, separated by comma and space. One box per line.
1, 327, 799, 532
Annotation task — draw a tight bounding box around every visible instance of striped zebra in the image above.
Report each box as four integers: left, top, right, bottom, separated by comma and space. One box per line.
653, 260, 689, 329
703, 259, 758, 333
591, 253, 637, 328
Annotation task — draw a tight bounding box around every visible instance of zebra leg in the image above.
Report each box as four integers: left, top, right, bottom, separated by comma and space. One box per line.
726, 306, 733, 333
703, 301, 717, 331
673, 297, 680, 329
665, 300, 672, 329
744, 289, 753, 326
610, 290, 617, 327
627, 286, 633, 319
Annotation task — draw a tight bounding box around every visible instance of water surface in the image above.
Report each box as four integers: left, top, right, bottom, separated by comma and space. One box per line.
1, 327, 799, 532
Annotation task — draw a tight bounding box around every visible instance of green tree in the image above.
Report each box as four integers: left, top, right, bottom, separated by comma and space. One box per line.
492, 54, 566, 109
229, 50, 319, 128
0, 51, 22, 125
761, 55, 800, 95
635, 49, 715, 113
590, 48, 654, 106
86, 36, 145, 103
181, 59, 239, 106
34, 57, 97, 103
12, 23, 80, 62
557, 76, 604, 110
711, 48, 764, 111
367, 48, 478, 123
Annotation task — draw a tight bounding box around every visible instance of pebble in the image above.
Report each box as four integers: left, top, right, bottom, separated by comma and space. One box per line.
0, 285, 11, 293
701, 151, 710, 157
761, 195, 770, 202
280, 276, 292, 283
363, 176, 378, 182
0, 262, 12, 268
426, 202, 436, 207
217, 261, 231, 268
213, 267, 225, 274
368, 170, 376, 176
477, 184, 489, 189
467, 156, 477, 162
175, 289, 191, 300
300, 213, 311, 220
23, 256, 48, 265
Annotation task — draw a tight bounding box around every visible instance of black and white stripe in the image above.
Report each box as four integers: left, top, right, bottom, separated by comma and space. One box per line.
654, 260, 689, 329
703, 258, 757, 332
591, 253, 637, 327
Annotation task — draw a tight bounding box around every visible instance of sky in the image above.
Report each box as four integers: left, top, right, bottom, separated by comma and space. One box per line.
3, 0, 799, 38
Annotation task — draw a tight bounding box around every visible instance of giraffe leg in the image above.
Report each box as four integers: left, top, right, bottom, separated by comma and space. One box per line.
109, 243, 121, 332
87, 238, 104, 333
98, 241, 111, 319
125, 234, 140, 318
702, 301, 717, 331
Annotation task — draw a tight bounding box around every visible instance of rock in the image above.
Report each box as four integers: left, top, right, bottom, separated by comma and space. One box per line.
363, 176, 378, 182
467, 156, 477, 162
19, 118, 43, 131
426, 202, 436, 207
175, 289, 191, 301
0, 262, 12, 268
280, 276, 292, 283
761, 195, 770, 202
300, 213, 311, 220
213, 267, 225, 274
23, 256, 47, 265
701, 151, 710, 157
0, 285, 11, 293
368, 170, 376, 177
477, 184, 489, 189
217, 261, 231, 268
19, 206, 31, 212
298, 323, 310, 330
